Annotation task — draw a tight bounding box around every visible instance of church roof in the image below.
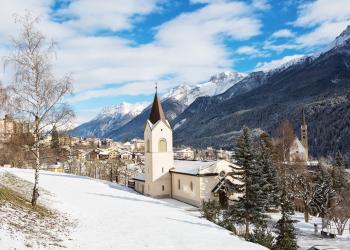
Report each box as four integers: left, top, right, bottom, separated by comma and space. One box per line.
148, 92, 166, 124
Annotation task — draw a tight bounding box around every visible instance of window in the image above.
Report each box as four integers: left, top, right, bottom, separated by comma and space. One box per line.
146, 139, 150, 153
158, 138, 167, 152
178, 179, 181, 190
162, 185, 165, 191
162, 167, 164, 173
190, 181, 193, 192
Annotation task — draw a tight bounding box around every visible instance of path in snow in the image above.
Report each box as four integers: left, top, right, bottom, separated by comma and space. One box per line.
2, 168, 264, 250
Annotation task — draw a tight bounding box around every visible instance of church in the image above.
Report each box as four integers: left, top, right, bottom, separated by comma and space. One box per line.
133, 91, 237, 207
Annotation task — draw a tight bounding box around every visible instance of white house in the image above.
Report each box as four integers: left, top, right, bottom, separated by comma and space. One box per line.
133, 91, 237, 207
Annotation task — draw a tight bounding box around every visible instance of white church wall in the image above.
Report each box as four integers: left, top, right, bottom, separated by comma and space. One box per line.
171, 173, 201, 207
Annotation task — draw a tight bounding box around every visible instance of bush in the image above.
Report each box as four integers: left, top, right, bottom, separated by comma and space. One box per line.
201, 200, 221, 223
248, 226, 275, 249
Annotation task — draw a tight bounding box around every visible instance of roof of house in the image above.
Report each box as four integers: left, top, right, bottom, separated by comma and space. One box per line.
171, 160, 216, 175
133, 173, 145, 182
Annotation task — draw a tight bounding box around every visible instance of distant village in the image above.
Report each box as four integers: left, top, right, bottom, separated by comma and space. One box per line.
0, 114, 234, 185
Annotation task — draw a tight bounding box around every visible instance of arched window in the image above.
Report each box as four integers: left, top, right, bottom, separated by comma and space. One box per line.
146, 139, 150, 153
178, 179, 181, 190
158, 138, 167, 152
190, 181, 193, 192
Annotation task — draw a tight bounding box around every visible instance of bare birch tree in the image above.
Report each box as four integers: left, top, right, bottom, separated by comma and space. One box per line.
3, 12, 74, 206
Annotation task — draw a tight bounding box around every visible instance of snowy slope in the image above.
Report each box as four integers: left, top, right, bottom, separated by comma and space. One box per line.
1, 168, 265, 250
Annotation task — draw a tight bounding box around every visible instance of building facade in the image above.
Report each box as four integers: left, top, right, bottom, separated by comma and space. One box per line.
133, 91, 237, 207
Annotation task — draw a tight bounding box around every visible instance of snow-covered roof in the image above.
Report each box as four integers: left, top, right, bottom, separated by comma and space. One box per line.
133, 173, 145, 181
172, 160, 215, 175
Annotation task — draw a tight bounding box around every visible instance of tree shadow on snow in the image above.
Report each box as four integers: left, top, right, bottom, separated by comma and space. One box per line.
86, 192, 180, 209
166, 217, 225, 230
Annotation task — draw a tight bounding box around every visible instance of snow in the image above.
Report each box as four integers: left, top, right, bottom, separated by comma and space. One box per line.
97, 102, 147, 119
320, 25, 350, 55
173, 160, 215, 175
173, 118, 186, 130
269, 212, 350, 250
0, 168, 264, 250
162, 71, 246, 106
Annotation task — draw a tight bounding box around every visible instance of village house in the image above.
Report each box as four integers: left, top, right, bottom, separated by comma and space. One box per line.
133, 91, 238, 207
0, 115, 30, 142
174, 147, 194, 160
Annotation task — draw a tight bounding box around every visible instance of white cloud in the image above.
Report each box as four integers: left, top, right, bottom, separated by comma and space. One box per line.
54, 0, 162, 32
235, 46, 259, 55
271, 29, 295, 38
255, 54, 304, 72
251, 0, 271, 11
293, 0, 350, 47
0, 0, 264, 124
297, 20, 350, 47
294, 0, 350, 27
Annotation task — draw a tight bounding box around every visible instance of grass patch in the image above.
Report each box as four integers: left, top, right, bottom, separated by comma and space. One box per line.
0, 186, 51, 217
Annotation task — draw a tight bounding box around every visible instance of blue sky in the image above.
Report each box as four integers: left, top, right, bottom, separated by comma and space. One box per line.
0, 0, 349, 125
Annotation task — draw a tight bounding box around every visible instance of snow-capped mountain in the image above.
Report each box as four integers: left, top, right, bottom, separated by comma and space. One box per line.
162, 71, 246, 106
71, 102, 146, 138
102, 71, 246, 140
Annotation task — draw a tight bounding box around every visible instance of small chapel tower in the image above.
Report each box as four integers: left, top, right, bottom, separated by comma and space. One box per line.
144, 87, 174, 198
301, 108, 309, 161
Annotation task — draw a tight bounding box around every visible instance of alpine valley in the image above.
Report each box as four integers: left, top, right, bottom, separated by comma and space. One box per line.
71, 26, 350, 164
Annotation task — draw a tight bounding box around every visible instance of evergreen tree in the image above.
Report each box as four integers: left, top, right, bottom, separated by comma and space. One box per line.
312, 167, 336, 229
51, 125, 60, 155
331, 152, 347, 194
257, 133, 279, 209
274, 178, 297, 250
227, 126, 266, 238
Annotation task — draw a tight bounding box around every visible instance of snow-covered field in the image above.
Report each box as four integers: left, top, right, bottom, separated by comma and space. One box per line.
0, 168, 264, 250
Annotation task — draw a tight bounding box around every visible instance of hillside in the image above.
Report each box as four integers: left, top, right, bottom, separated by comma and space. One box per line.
0, 168, 264, 250
172, 26, 350, 164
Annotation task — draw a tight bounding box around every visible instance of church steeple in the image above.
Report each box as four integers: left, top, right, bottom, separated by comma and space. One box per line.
301, 108, 308, 161
148, 86, 166, 124
302, 108, 306, 126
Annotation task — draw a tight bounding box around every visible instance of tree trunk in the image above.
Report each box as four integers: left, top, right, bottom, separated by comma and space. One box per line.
304, 205, 309, 223
245, 218, 249, 239
31, 141, 40, 206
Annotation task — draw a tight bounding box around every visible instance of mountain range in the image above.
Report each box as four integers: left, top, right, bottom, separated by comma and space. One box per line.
72, 71, 245, 139
71, 26, 350, 164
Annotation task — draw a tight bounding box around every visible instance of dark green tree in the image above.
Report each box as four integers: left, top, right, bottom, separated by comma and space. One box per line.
226, 126, 266, 239
273, 178, 297, 250
257, 132, 279, 209
51, 125, 60, 156
331, 152, 347, 195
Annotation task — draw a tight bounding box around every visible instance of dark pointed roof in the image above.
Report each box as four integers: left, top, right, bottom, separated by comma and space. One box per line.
148, 92, 166, 124
302, 108, 306, 126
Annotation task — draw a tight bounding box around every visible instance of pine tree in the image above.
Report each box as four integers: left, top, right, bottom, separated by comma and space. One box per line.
331, 152, 347, 194
257, 133, 279, 209
51, 125, 60, 156
312, 167, 336, 230
227, 126, 266, 238
274, 178, 297, 250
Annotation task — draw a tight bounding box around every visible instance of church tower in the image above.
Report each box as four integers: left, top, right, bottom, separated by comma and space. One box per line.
144, 89, 174, 198
301, 108, 309, 161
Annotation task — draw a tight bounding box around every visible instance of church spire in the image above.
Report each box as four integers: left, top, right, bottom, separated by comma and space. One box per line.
148, 84, 166, 124
302, 108, 306, 126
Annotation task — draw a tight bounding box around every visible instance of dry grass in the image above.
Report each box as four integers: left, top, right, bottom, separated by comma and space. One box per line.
0, 171, 75, 248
